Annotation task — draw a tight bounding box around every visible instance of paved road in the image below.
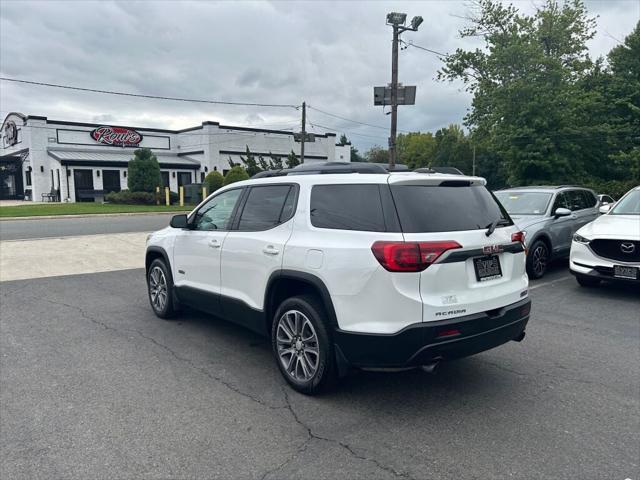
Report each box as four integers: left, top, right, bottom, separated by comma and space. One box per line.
0, 214, 175, 241
1, 267, 638, 479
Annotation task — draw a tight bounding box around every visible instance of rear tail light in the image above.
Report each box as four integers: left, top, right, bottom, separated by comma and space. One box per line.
511, 231, 527, 253
371, 241, 462, 272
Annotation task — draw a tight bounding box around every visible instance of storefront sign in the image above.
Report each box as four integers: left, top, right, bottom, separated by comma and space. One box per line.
3, 121, 18, 146
90, 126, 142, 146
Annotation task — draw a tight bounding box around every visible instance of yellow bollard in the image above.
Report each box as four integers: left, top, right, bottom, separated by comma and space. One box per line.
165, 187, 170, 206
202, 186, 207, 201
156, 186, 160, 205
179, 186, 184, 207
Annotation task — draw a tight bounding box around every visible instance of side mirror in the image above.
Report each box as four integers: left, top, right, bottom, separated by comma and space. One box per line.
170, 214, 189, 229
554, 207, 571, 218
599, 204, 611, 214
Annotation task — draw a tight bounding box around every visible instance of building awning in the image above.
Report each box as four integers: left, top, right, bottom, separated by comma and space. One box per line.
47, 148, 201, 170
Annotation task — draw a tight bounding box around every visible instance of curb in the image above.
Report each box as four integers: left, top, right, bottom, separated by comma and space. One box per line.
0, 211, 190, 221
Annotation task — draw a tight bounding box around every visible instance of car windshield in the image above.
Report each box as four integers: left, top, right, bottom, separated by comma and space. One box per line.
494, 191, 552, 215
610, 189, 640, 215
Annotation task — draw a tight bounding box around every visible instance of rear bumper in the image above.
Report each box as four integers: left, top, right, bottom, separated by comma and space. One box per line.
333, 298, 531, 368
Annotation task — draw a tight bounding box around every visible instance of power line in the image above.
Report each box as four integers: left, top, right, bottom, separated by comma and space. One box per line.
0, 77, 299, 109
308, 120, 386, 141
307, 105, 411, 134
401, 41, 447, 57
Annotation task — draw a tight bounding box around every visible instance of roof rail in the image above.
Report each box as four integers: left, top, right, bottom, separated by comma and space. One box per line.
250, 162, 389, 178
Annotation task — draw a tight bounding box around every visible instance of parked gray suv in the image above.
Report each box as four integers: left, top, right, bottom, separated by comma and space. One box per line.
494, 186, 599, 279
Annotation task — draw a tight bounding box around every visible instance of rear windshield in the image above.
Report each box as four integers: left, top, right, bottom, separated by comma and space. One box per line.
391, 185, 512, 233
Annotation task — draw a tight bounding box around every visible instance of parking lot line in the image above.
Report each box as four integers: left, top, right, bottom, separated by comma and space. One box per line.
529, 275, 573, 290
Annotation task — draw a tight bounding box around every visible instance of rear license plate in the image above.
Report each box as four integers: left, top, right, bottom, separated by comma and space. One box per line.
613, 265, 639, 280
473, 255, 503, 282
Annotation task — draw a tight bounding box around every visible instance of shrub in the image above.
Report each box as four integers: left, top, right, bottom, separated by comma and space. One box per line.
223, 166, 250, 186
105, 190, 156, 204
127, 148, 162, 193
205, 170, 224, 193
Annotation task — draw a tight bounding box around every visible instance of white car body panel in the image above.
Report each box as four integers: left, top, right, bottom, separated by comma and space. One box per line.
147, 172, 529, 336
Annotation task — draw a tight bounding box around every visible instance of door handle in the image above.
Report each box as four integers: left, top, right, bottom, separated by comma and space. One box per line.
209, 239, 221, 248
263, 245, 280, 255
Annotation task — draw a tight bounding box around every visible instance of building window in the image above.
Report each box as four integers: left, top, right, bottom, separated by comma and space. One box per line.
102, 170, 121, 193
25, 170, 32, 186
178, 172, 192, 187
160, 171, 170, 188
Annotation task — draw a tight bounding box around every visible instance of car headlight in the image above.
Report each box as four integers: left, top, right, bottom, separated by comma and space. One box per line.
573, 233, 590, 244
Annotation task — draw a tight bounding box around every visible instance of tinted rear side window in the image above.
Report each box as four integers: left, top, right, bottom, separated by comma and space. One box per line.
391, 185, 511, 233
311, 184, 386, 232
237, 185, 293, 231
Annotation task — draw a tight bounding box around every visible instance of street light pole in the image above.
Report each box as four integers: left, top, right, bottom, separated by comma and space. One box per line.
300, 101, 306, 164
389, 26, 399, 169
385, 13, 422, 171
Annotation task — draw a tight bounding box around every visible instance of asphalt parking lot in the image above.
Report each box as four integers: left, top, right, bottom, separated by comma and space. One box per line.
1, 263, 639, 479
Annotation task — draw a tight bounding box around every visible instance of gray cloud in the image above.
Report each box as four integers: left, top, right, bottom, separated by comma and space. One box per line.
1, 0, 638, 152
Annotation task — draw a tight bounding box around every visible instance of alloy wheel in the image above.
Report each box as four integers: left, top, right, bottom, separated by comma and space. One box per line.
532, 244, 548, 276
149, 266, 168, 312
276, 310, 320, 382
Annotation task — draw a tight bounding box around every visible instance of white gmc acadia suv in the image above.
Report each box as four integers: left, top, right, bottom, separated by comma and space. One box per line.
145, 163, 531, 394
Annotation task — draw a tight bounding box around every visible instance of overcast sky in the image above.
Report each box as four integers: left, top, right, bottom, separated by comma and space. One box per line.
1, 0, 638, 152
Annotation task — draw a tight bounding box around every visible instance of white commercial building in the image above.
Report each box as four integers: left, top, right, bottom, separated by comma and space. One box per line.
0, 112, 350, 202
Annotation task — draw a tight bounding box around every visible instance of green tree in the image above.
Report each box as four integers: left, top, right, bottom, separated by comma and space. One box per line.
223, 166, 250, 186
365, 146, 389, 163
433, 125, 473, 174
204, 170, 224, 193
439, 0, 599, 186
350, 145, 364, 162
127, 148, 161, 193
397, 132, 437, 169
285, 150, 300, 168
239, 146, 261, 177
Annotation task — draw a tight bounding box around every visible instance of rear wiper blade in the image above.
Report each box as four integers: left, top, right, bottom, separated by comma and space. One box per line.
485, 218, 509, 237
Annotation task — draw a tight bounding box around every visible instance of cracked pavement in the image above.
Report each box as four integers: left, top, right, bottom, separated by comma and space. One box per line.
1, 267, 639, 479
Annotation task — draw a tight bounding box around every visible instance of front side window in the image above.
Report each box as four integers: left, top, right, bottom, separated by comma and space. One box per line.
310, 184, 386, 232
192, 188, 242, 231
552, 192, 570, 212
494, 191, 552, 215
237, 185, 295, 231
610, 189, 640, 215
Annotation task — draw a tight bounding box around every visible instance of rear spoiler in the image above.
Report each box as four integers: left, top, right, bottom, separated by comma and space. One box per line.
389, 174, 486, 187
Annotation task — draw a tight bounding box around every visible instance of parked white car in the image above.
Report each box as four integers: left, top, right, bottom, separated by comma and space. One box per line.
145, 163, 531, 394
570, 186, 640, 286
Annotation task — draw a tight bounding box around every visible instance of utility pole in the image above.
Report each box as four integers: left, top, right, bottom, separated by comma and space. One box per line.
383, 13, 422, 171
389, 26, 399, 169
300, 101, 306, 164
472, 145, 476, 176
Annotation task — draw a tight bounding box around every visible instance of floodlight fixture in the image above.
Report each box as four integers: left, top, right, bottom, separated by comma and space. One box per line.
386, 12, 407, 26
410, 16, 423, 30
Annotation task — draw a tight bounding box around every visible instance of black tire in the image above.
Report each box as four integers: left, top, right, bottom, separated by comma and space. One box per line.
527, 240, 550, 279
147, 258, 178, 319
576, 274, 601, 288
271, 295, 337, 395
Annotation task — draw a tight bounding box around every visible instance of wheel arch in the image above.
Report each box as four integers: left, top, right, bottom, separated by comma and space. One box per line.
264, 270, 338, 336
529, 233, 552, 254
145, 246, 171, 274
